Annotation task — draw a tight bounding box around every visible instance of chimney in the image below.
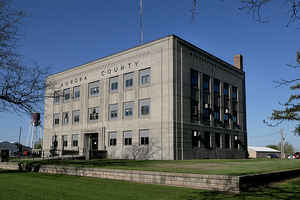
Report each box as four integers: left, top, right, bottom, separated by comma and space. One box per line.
234, 54, 243, 71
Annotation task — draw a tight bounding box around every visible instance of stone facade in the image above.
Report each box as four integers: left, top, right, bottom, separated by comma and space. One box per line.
43, 35, 248, 160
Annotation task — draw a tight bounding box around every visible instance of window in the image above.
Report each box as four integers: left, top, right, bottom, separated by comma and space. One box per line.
204, 132, 211, 149
72, 134, 79, 147
224, 113, 229, 128
54, 91, 60, 104
62, 135, 68, 147
234, 135, 239, 149
191, 100, 200, 122
225, 134, 230, 149
213, 110, 220, 121
109, 104, 118, 120
52, 135, 58, 148
139, 68, 151, 86
109, 76, 119, 92
88, 107, 99, 122
139, 99, 151, 117
109, 132, 117, 146
232, 86, 237, 101
88, 81, 100, 97
215, 133, 221, 148
62, 112, 69, 125
63, 88, 70, 102
73, 86, 80, 100
191, 70, 199, 89
203, 74, 210, 93
53, 113, 60, 126
140, 129, 149, 145
214, 79, 220, 94
123, 101, 134, 118
124, 131, 132, 146
124, 72, 134, 89
192, 130, 201, 148
72, 110, 80, 125
224, 83, 229, 96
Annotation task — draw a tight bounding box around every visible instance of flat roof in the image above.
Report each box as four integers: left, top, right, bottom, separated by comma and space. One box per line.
47, 34, 243, 78
248, 146, 280, 153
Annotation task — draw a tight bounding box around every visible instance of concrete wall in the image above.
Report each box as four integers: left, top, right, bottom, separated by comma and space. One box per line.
44, 36, 175, 160
38, 165, 240, 193
172, 37, 248, 159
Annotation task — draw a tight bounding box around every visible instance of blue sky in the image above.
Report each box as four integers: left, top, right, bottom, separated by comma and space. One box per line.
0, 0, 299, 149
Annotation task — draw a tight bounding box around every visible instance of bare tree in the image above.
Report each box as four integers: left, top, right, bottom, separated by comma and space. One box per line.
0, 0, 48, 113
122, 141, 161, 160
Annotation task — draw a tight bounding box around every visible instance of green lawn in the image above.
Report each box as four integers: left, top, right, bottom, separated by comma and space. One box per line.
28, 158, 300, 175
1, 170, 300, 200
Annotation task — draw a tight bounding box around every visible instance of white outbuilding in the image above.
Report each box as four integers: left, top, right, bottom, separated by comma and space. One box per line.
248, 146, 281, 158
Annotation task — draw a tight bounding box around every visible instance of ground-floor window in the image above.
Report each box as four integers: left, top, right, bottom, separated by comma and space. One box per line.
72, 134, 79, 147
62, 135, 68, 147
225, 134, 230, 149
109, 132, 117, 146
192, 130, 201, 148
204, 132, 211, 149
139, 129, 149, 145
234, 135, 239, 149
124, 131, 132, 146
215, 132, 221, 148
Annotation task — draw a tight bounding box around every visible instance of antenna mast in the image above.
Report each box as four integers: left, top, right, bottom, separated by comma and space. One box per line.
139, 0, 144, 44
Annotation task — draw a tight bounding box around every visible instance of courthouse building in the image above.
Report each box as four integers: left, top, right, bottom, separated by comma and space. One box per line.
43, 35, 248, 160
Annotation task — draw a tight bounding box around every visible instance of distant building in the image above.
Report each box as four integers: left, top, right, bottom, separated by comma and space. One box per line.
43, 35, 248, 160
248, 146, 281, 158
0, 141, 31, 156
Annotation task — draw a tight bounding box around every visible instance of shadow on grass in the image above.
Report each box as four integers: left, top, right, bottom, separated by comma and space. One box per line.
185, 182, 300, 200
0, 170, 22, 174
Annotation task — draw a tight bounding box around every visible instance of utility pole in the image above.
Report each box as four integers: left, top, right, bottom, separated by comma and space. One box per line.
139, 0, 144, 44
280, 129, 285, 159
18, 127, 22, 154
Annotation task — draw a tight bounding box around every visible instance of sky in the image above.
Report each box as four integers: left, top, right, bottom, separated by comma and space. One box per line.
0, 0, 299, 150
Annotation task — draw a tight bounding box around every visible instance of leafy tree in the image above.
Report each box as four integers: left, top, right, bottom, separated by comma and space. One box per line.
266, 144, 279, 151
0, 0, 48, 113
266, 142, 295, 154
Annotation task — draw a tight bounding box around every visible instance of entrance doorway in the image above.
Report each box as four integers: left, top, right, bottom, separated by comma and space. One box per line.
84, 133, 98, 159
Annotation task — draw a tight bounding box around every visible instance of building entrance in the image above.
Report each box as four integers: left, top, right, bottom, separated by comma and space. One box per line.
84, 133, 98, 160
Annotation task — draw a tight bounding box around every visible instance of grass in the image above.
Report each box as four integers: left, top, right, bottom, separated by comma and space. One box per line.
26, 158, 300, 176
1, 169, 300, 200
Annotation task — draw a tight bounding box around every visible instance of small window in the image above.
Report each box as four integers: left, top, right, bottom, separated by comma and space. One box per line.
214, 79, 220, 94
62, 135, 68, 147
88, 107, 99, 122
204, 132, 211, 149
139, 99, 151, 117
53, 91, 60, 104
73, 86, 80, 100
62, 112, 69, 125
72, 110, 80, 125
109, 76, 119, 92
109, 104, 118, 120
109, 132, 117, 146
224, 83, 229, 96
72, 134, 79, 147
215, 133, 221, 148
88, 81, 100, 97
139, 68, 151, 86
191, 70, 198, 89
233, 135, 239, 149
203, 74, 210, 92
124, 131, 132, 146
213, 110, 220, 121
53, 113, 60, 126
225, 134, 230, 149
140, 129, 149, 145
63, 88, 70, 102
232, 86, 238, 101
192, 130, 201, 148
123, 101, 134, 118
124, 72, 134, 89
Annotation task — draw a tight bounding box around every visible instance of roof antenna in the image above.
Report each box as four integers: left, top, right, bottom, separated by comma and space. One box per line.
139, 0, 144, 44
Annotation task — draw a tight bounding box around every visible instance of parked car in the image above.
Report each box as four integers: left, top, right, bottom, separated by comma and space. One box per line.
294, 152, 300, 159
288, 154, 295, 159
